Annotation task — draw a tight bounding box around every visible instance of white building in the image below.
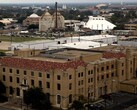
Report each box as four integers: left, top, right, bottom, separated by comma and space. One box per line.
84, 16, 116, 31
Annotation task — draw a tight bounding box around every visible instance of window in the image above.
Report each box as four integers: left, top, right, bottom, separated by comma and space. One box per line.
78, 81, 80, 85
91, 70, 93, 74
122, 70, 124, 76
9, 86, 14, 95
3, 68, 5, 72
39, 81, 42, 88
91, 78, 93, 82
122, 63, 124, 67
106, 74, 109, 78
106, 66, 109, 70
69, 75, 72, 79
101, 75, 104, 80
101, 67, 104, 71
16, 77, 20, 83
10, 76, 12, 82
9, 69, 12, 73
47, 74, 50, 78
57, 75, 61, 80
88, 70, 90, 75
31, 71, 34, 76
16, 70, 19, 74
111, 65, 114, 69
69, 83, 72, 90
81, 80, 83, 85
78, 73, 80, 77
57, 95, 61, 104
24, 71, 27, 75
81, 72, 83, 77
57, 83, 61, 90
47, 82, 50, 88
88, 78, 90, 83
69, 94, 72, 103
31, 79, 34, 86
111, 72, 114, 77
3, 75, 5, 81
16, 88, 20, 96
39, 73, 42, 77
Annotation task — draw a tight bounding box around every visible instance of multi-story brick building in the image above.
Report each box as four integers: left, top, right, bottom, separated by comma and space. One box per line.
0, 46, 137, 109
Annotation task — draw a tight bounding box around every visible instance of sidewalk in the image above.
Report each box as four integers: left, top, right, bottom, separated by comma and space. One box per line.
0, 101, 24, 110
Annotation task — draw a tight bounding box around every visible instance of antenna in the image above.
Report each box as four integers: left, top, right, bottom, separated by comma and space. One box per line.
55, 2, 58, 29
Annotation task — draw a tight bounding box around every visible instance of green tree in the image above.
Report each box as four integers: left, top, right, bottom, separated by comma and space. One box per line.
0, 81, 7, 102
23, 87, 51, 110
69, 100, 84, 110
0, 22, 5, 29
28, 24, 39, 30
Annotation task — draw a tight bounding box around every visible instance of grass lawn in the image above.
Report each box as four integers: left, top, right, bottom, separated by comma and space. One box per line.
0, 36, 45, 42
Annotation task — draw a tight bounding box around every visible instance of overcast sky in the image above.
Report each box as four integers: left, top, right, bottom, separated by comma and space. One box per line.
0, 0, 137, 3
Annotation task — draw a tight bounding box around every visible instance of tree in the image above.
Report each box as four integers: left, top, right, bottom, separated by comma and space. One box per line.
27, 24, 39, 30
0, 81, 7, 102
23, 87, 51, 110
0, 22, 5, 29
69, 100, 84, 110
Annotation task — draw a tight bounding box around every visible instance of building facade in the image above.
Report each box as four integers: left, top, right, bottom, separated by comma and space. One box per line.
0, 46, 137, 109
23, 13, 40, 27
39, 10, 65, 32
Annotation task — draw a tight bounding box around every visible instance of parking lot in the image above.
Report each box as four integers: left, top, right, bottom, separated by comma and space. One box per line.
91, 92, 137, 110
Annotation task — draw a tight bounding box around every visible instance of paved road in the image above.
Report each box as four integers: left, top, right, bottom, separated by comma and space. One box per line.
0, 107, 14, 110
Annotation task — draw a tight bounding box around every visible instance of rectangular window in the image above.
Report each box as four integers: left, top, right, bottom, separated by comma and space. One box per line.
9, 69, 12, 73
69, 75, 72, 79
39, 81, 42, 88
69, 83, 72, 90
91, 70, 93, 74
81, 72, 83, 77
3, 75, 5, 81
10, 76, 12, 82
78, 73, 80, 77
57, 83, 61, 90
57, 75, 61, 80
101, 75, 104, 80
47, 74, 50, 78
16, 70, 19, 74
91, 78, 93, 82
88, 70, 90, 75
111, 72, 114, 77
47, 82, 50, 88
88, 78, 90, 83
16, 77, 20, 83
31, 79, 34, 86
39, 72, 42, 77
31, 71, 34, 76
101, 67, 104, 71
122, 70, 124, 76
106, 66, 109, 70
3, 68, 5, 72
111, 65, 114, 69
24, 71, 27, 75
106, 74, 109, 78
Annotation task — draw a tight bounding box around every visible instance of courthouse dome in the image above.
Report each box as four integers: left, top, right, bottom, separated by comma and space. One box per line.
29, 13, 39, 18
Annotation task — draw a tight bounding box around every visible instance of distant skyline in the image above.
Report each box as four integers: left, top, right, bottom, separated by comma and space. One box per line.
0, 0, 137, 4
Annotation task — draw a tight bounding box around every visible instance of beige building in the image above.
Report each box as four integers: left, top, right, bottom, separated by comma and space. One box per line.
39, 10, 65, 32
23, 13, 40, 26
0, 46, 137, 109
